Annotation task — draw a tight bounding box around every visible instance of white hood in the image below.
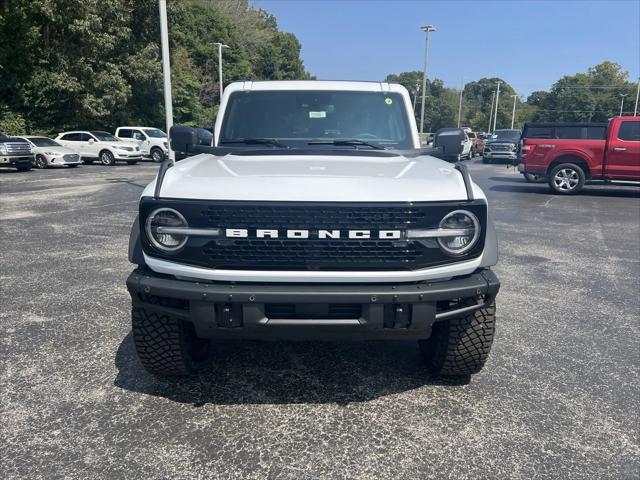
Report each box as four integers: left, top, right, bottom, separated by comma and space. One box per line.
33, 145, 78, 155
144, 152, 485, 202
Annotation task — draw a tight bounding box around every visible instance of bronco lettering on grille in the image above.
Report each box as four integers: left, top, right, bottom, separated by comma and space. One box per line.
225, 228, 402, 240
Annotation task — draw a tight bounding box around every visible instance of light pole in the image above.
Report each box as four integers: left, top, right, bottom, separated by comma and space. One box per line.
510, 94, 518, 129
159, 0, 174, 163
634, 78, 639, 116
213, 42, 230, 100
457, 79, 464, 128
493, 81, 501, 132
619, 93, 627, 117
419, 24, 436, 134
413, 80, 420, 113
487, 91, 495, 133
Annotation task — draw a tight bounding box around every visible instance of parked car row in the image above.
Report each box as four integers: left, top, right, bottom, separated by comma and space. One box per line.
0, 126, 169, 171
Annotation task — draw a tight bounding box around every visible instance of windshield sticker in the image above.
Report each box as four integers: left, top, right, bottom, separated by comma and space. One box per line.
309, 111, 326, 118
385, 98, 393, 105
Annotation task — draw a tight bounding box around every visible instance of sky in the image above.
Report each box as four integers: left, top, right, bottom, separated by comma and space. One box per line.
258, 0, 640, 97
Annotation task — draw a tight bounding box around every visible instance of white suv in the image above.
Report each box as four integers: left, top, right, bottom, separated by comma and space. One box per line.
115, 126, 168, 163
55, 131, 142, 166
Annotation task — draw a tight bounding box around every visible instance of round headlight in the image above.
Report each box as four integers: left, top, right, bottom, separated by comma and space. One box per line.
145, 208, 188, 252
437, 210, 480, 256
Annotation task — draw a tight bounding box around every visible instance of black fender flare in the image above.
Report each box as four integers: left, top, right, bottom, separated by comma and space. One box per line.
128, 215, 146, 266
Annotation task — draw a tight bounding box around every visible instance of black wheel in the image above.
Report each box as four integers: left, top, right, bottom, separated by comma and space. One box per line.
150, 147, 164, 163
419, 303, 496, 377
132, 306, 213, 376
16, 165, 31, 172
100, 150, 115, 166
523, 172, 544, 183
548, 163, 585, 194
68, 164, 78, 168
35, 155, 48, 169
83, 158, 94, 164
126, 160, 138, 165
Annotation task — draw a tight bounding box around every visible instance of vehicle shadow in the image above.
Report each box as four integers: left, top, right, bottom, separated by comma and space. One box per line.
113, 332, 469, 406
490, 183, 640, 198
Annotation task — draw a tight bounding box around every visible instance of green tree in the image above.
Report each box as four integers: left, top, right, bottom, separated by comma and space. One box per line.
0, 0, 311, 134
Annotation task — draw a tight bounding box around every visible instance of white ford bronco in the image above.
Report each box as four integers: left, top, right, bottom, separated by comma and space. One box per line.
127, 81, 500, 378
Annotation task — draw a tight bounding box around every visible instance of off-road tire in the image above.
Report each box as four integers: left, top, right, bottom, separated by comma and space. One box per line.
151, 147, 164, 163
100, 150, 116, 166
419, 303, 496, 377
131, 306, 212, 376
548, 163, 585, 195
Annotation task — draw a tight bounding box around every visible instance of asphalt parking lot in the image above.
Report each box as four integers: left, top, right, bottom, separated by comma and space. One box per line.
1, 159, 639, 479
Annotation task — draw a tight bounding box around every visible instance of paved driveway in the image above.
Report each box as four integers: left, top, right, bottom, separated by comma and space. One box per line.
1, 160, 638, 479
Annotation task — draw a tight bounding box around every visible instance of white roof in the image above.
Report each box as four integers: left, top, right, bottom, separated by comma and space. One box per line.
225, 80, 405, 93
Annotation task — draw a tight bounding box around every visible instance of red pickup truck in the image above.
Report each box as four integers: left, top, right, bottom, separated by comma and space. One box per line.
518, 117, 640, 194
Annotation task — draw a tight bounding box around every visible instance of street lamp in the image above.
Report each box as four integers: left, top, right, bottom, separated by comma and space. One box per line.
634, 78, 639, 116
619, 93, 627, 117
493, 81, 501, 132
419, 24, 436, 135
510, 94, 518, 129
159, 0, 174, 163
487, 91, 495, 133
213, 42, 230, 100
413, 79, 420, 113
457, 79, 464, 128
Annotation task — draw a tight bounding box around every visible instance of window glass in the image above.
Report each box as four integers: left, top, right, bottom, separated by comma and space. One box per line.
584, 126, 606, 139
62, 133, 81, 141
79, 133, 94, 142
524, 127, 553, 138
132, 130, 146, 140
618, 121, 640, 141
221, 90, 412, 149
556, 126, 583, 139
29, 137, 60, 147
143, 128, 166, 138
119, 129, 132, 138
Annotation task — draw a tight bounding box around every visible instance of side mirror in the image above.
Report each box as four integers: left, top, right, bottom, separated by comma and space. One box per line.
88, 138, 95, 144
169, 125, 198, 154
433, 128, 465, 162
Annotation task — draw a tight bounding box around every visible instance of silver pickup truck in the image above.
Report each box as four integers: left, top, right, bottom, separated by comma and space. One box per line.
126, 81, 500, 379
0, 132, 33, 171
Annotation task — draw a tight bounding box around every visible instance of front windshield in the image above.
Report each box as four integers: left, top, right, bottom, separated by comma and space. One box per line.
91, 131, 118, 142
143, 128, 166, 138
220, 90, 413, 149
492, 130, 521, 141
29, 137, 60, 147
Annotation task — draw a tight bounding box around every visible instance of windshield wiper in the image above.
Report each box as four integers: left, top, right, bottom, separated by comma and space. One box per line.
220, 138, 289, 148
307, 139, 386, 150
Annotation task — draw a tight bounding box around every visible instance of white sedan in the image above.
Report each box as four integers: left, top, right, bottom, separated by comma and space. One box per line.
55, 131, 142, 166
13, 136, 81, 168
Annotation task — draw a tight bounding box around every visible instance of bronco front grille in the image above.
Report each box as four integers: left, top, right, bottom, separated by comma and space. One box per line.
139, 199, 487, 271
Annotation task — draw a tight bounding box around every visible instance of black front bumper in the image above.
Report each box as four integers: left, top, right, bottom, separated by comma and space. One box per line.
0, 155, 33, 167
127, 268, 500, 340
